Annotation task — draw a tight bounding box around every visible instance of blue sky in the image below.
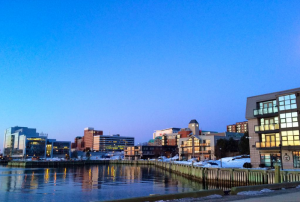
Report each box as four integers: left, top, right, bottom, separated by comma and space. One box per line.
0, 1, 300, 151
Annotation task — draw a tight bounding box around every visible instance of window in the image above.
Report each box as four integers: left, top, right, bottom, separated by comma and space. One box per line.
260, 154, 281, 167
259, 100, 277, 109
293, 151, 300, 168
281, 130, 300, 146
280, 112, 298, 128
279, 94, 297, 111
261, 133, 280, 147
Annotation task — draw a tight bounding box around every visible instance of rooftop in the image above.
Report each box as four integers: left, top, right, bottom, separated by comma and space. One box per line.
189, 119, 199, 124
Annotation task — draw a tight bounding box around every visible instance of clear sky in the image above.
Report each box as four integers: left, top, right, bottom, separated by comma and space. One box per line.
0, 1, 300, 151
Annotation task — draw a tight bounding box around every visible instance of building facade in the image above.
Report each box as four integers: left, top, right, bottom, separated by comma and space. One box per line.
227, 121, 248, 133
3, 126, 47, 158
83, 127, 103, 151
178, 132, 243, 161
71, 136, 85, 151
93, 134, 134, 152
47, 139, 71, 158
3, 126, 71, 159
124, 145, 177, 160
246, 88, 300, 169
153, 128, 181, 139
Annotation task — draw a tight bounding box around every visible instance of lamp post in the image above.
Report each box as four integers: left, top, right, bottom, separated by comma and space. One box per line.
219, 148, 222, 168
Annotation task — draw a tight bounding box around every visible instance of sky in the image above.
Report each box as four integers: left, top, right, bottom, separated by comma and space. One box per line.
0, 1, 300, 152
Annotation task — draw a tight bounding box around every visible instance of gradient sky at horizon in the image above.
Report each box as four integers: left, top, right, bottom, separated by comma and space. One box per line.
1, 1, 300, 151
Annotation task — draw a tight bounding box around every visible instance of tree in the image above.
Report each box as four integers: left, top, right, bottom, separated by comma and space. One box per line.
228, 137, 239, 153
215, 139, 228, 159
238, 132, 250, 155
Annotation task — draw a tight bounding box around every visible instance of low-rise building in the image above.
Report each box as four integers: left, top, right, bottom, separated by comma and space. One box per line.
124, 145, 177, 160
93, 134, 134, 152
177, 120, 244, 161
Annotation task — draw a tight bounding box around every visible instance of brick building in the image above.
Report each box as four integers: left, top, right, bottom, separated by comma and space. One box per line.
227, 121, 248, 133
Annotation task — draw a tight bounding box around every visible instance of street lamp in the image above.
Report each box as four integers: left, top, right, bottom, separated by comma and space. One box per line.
219, 148, 222, 168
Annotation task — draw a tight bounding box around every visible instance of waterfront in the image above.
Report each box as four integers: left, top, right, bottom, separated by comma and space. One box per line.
0, 164, 206, 202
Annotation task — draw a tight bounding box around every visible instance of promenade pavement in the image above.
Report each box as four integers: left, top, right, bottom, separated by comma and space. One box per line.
164, 187, 300, 202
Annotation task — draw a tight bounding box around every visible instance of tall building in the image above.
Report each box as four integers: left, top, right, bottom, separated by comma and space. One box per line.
227, 121, 248, 133
83, 127, 103, 151
246, 88, 300, 169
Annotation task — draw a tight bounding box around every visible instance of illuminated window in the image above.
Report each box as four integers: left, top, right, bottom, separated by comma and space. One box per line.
281, 130, 300, 146
280, 112, 298, 128
279, 94, 297, 111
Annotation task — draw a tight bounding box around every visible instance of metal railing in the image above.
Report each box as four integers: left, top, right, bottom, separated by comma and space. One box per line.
254, 124, 279, 132
254, 107, 278, 116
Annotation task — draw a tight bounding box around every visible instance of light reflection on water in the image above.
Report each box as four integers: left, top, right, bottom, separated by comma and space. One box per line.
0, 165, 205, 202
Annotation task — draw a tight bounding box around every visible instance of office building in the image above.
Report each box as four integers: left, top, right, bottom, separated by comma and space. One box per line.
93, 134, 134, 152
246, 88, 300, 169
3, 126, 47, 158
3, 126, 71, 159
47, 139, 71, 158
83, 127, 103, 151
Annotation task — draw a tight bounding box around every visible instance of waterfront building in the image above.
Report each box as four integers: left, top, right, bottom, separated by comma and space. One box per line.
177, 120, 243, 161
3, 126, 47, 158
124, 145, 177, 160
179, 131, 243, 161
227, 121, 248, 133
83, 127, 103, 151
93, 134, 134, 152
246, 87, 300, 169
46, 139, 71, 158
3, 126, 71, 159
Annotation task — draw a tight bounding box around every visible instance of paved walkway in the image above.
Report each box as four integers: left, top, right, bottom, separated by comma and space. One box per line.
165, 187, 300, 202
231, 191, 300, 202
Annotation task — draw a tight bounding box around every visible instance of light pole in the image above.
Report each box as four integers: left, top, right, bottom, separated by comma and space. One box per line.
219, 148, 222, 168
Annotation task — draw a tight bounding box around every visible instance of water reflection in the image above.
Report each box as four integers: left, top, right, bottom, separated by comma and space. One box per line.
0, 165, 205, 202
0, 164, 261, 201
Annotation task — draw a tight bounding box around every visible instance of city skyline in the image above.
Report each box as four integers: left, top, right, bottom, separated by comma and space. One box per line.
1, 1, 300, 152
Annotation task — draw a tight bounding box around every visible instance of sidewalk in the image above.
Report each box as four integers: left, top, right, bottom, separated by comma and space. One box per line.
231, 191, 300, 202
164, 187, 300, 202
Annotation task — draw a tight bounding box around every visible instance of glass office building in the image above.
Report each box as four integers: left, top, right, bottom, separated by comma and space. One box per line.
3, 126, 71, 159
